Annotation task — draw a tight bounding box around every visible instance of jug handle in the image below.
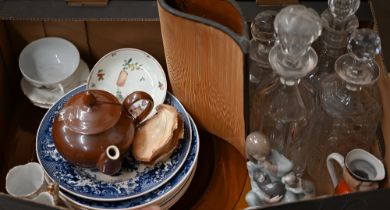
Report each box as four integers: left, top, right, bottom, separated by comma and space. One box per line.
327, 153, 345, 188
123, 91, 154, 124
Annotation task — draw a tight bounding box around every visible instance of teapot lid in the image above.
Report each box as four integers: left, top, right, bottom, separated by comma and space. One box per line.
60, 90, 122, 135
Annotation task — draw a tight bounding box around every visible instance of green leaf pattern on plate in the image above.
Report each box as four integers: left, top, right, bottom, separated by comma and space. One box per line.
122, 58, 143, 72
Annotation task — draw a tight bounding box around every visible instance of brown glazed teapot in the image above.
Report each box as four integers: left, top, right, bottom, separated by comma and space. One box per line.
52, 90, 153, 175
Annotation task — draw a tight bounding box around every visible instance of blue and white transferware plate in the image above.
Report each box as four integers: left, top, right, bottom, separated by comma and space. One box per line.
36, 84, 192, 201
59, 116, 199, 210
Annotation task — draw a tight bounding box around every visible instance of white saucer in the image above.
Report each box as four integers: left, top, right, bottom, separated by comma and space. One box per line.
21, 59, 90, 109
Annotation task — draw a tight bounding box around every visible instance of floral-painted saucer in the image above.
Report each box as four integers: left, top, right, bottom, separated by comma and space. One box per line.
87, 48, 167, 121
59, 115, 199, 210
36, 85, 192, 201
21, 59, 90, 109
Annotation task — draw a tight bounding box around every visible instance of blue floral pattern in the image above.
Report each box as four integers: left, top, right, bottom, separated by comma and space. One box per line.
60, 116, 199, 209
36, 85, 192, 201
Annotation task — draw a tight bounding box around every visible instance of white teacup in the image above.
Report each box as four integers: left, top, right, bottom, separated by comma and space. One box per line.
327, 148, 385, 193
6, 162, 58, 206
19, 37, 80, 94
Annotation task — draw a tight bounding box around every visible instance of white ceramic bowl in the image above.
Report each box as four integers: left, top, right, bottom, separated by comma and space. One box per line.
19, 37, 80, 88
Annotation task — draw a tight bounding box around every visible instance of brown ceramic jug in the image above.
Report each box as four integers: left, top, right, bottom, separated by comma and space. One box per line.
52, 90, 153, 175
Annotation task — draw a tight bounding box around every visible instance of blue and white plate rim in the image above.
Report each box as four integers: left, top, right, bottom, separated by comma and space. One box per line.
58, 115, 200, 210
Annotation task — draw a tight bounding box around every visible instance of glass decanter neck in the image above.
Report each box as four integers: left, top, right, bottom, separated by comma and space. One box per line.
280, 77, 300, 86
254, 37, 274, 47
249, 38, 274, 67
254, 38, 274, 57
269, 42, 318, 81
345, 82, 362, 91
320, 9, 359, 48
328, 14, 356, 31
335, 53, 379, 87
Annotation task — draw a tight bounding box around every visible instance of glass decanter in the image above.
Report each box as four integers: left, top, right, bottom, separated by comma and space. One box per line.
249, 10, 278, 132
249, 10, 278, 88
307, 29, 382, 179
256, 5, 322, 177
307, 0, 360, 90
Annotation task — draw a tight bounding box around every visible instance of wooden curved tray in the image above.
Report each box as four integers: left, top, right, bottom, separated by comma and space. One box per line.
158, 0, 250, 156
171, 130, 248, 210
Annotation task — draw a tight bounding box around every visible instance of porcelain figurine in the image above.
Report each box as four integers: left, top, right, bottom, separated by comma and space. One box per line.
281, 171, 316, 200
245, 131, 295, 207
52, 90, 153, 175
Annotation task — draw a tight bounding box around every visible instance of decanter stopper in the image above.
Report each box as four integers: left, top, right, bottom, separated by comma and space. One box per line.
251, 10, 276, 42
250, 10, 277, 65
348, 28, 381, 62
269, 5, 322, 83
328, 0, 360, 20
335, 29, 381, 88
325, 0, 360, 31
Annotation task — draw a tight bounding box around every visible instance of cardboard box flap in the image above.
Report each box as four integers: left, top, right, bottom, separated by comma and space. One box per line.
0, 1, 374, 23
0, 0, 158, 21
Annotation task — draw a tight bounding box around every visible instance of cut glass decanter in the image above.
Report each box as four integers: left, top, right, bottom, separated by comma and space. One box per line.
249, 10, 278, 88
307, 0, 360, 90
255, 5, 322, 177
249, 10, 278, 132
307, 29, 382, 179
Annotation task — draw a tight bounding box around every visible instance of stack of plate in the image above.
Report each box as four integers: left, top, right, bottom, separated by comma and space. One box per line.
36, 85, 199, 210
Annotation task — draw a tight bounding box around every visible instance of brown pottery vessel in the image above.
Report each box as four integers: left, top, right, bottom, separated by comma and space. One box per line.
52, 90, 153, 175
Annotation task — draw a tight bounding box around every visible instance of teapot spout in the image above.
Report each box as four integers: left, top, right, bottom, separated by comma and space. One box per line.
97, 145, 122, 175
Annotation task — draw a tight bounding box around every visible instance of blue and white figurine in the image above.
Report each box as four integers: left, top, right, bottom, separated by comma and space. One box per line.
245, 131, 315, 207
245, 131, 294, 207
281, 171, 316, 201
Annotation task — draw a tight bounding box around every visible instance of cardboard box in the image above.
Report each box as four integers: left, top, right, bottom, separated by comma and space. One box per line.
0, 0, 389, 210
66, 0, 109, 6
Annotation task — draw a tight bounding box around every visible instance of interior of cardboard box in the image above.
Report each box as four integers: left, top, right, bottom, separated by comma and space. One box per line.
0, 19, 248, 209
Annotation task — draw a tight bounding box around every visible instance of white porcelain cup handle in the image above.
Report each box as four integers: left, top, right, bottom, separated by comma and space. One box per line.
32, 192, 56, 206
327, 153, 345, 188
32, 181, 59, 206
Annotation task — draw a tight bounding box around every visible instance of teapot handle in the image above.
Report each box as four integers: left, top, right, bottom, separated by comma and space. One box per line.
123, 91, 154, 124
326, 152, 345, 188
